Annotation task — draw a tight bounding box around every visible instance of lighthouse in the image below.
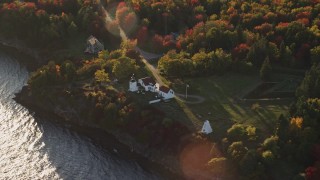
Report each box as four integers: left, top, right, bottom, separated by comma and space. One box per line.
129, 74, 138, 92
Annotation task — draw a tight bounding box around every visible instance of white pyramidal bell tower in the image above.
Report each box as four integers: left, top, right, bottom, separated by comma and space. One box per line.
129, 74, 138, 92
201, 120, 213, 134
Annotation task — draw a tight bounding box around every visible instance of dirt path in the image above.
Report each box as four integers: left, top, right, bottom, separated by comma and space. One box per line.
135, 47, 163, 60
99, 2, 203, 130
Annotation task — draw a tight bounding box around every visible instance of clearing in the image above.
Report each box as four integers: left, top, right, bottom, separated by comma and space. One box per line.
172, 73, 292, 139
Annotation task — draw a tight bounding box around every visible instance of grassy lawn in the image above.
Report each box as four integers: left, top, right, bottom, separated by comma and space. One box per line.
172, 73, 291, 139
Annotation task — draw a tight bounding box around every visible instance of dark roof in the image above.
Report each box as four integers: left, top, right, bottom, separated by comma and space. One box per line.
159, 86, 171, 93
140, 77, 156, 86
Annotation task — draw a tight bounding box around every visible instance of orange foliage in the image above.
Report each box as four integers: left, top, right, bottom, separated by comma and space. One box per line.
290, 117, 303, 129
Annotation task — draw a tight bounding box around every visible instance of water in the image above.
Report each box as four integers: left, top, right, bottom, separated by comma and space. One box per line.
0, 51, 160, 179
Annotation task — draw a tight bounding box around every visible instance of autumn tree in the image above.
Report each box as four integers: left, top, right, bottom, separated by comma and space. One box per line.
112, 56, 138, 80
95, 69, 110, 84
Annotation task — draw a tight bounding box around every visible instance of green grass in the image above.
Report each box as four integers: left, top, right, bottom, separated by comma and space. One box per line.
173, 73, 291, 139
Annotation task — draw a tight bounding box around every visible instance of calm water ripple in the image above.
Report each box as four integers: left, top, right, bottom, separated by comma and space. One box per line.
0, 51, 160, 180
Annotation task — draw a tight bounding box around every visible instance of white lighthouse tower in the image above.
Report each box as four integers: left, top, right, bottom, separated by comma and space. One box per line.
129, 74, 138, 92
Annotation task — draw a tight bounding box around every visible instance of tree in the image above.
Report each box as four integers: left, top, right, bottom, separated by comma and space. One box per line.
296, 64, 320, 98
158, 50, 194, 77
112, 56, 138, 80
310, 46, 320, 65
67, 21, 78, 36
60, 60, 76, 81
260, 57, 272, 81
98, 50, 109, 60
279, 42, 293, 66
94, 69, 110, 84
247, 38, 268, 67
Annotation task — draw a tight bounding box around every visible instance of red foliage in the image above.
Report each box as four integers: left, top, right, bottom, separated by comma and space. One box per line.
176, 39, 182, 49
190, 0, 199, 6
136, 26, 148, 45
152, 34, 164, 50
254, 23, 273, 35
296, 11, 311, 19
306, 166, 320, 180
232, 43, 250, 61
162, 35, 175, 48
117, 2, 127, 9
123, 12, 137, 31
276, 22, 289, 31
312, 0, 320, 4
195, 14, 204, 22
193, 21, 205, 33
133, 4, 140, 12
36, 9, 46, 16
3, 3, 18, 10
297, 18, 310, 26
185, 29, 194, 37
227, 7, 235, 14
23, 2, 36, 9
116, 6, 130, 27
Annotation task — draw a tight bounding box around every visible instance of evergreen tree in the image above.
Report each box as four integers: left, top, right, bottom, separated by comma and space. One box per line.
260, 57, 272, 81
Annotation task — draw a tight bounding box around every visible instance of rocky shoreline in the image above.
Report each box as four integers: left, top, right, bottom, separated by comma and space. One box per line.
0, 39, 185, 179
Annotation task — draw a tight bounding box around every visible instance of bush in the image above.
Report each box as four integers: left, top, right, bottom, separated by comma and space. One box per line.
246, 126, 257, 140
262, 136, 279, 155
227, 124, 247, 141
207, 157, 228, 176
261, 150, 275, 165
227, 141, 248, 161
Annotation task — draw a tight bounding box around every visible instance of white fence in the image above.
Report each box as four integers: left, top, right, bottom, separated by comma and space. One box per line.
149, 99, 161, 104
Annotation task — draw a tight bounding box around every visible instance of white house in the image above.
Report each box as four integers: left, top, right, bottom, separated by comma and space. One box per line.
201, 120, 213, 134
84, 35, 104, 54
156, 85, 174, 100
128, 75, 138, 92
138, 77, 157, 92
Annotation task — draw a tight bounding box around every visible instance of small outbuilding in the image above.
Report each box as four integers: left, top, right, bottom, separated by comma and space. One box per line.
201, 120, 213, 134
138, 77, 157, 92
156, 85, 174, 100
84, 35, 104, 54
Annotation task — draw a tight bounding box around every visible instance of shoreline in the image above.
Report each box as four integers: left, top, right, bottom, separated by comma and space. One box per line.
0, 39, 185, 179
0, 37, 45, 71
14, 87, 184, 180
